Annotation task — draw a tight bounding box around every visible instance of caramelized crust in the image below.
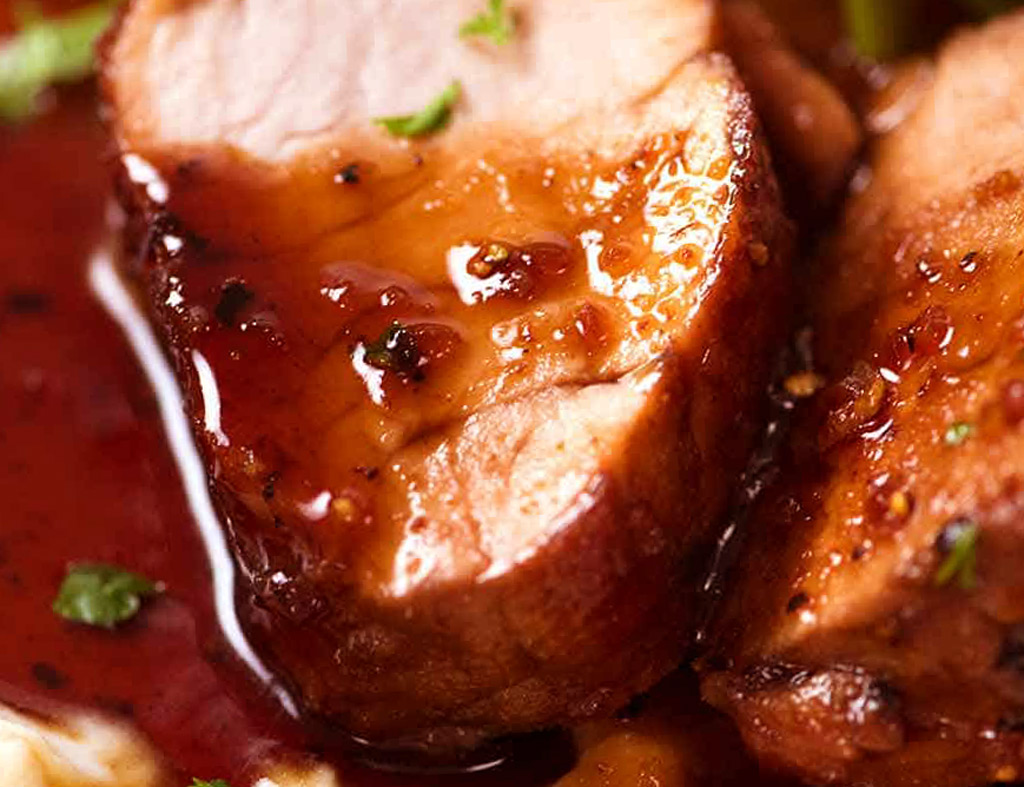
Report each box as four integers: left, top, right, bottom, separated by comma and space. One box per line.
104, 0, 793, 748
702, 11, 1024, 786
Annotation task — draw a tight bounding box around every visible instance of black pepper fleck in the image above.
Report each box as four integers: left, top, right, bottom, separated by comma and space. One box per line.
215, 280, 255, 326
31, 662, 67, 690
998, 624, 1024, 673
262, 472, 279, 501
5, 290, 51, 315
334, 163, 361, 184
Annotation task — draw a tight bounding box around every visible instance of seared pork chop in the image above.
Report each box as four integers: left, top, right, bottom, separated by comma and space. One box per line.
103, 0, 792, 748
702, 10, 1024, 786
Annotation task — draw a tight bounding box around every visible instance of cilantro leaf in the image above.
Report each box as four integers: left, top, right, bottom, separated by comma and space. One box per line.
934, 520, 978, 590
0, 1, 120, 122
191, 780, 233, 787
460, 0, 515, 46
53, 563, 161, 629
374, 81, 461, 138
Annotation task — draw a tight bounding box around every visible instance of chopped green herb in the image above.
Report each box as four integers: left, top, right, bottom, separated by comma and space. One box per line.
944, 421, 974, 446
0, 1, 120, 122
934, 520, 978, 590
374, 81, 461, 138
363, 321, 422, 374
191, 780, 233, 787
53, 564, 161, 629
459, 0, 515, 45
841, 0, 915, 60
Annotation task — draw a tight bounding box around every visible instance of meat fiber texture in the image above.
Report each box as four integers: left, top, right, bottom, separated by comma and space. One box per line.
103, 0, 793, 749
702, 10, 1024, 786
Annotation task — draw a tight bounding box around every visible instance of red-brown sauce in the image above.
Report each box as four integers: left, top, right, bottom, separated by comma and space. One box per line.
0, 84, 306, 785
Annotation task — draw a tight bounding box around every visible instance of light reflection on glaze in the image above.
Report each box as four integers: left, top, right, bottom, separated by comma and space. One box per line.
298, 490, 333, 521
351, 342, 387, 406
193, 348, 229, 447
122, 153, 169, 204
447, 242, 495, 304
88, 249, 298, 718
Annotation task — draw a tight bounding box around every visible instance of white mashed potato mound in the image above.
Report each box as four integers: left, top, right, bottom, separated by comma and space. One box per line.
0, 702, 342, 787
0, 705, 165, 787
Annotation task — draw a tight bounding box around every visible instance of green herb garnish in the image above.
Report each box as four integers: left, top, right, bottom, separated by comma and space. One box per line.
460, 0, 515, 45
363, 321, 422, 374
944, 421, 974, 446
53, 564, 161, 629
0, 1, 120, 122
934, 520, 978, 590
374, 81, 461, 138
191, 780, 232, 787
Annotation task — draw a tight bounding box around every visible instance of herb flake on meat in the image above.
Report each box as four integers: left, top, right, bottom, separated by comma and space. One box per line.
374, 81, 461, 138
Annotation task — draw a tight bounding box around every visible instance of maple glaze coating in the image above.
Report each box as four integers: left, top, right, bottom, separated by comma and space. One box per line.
110, 45, 793, 745
702, 10, 1024, 786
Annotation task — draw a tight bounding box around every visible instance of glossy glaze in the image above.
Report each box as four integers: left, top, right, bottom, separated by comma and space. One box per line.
0, 53, 805, 787
106, 38, 794, 744
121, 131, 746, 596
701, 9, 1024, 785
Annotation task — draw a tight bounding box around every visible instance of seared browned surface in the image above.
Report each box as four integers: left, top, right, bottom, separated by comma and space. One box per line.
104, 0, 792, 749
702, 10, 1024, 786
722, 1, 861, 207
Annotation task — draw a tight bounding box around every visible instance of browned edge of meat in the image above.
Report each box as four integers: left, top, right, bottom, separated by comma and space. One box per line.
700, 9, 1024, 786
722, 0, 863, 211
100, 0, 795, 754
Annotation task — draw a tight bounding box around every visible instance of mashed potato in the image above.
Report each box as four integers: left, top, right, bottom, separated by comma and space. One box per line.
0, 705, 165, 787
0, 704, 340, 787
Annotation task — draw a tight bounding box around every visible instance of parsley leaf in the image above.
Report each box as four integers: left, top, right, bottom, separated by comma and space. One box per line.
934, 520, 978, 590
460, 0, 515, 46
374, 81, 461, 138
0, 1, 120, 122
944, 421, 974, 446
191, 780, 233, 787
53, 564, 162, 629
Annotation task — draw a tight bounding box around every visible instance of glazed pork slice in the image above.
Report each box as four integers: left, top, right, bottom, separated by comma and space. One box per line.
702, 10, 1024, 786
103, 0, 792, 748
